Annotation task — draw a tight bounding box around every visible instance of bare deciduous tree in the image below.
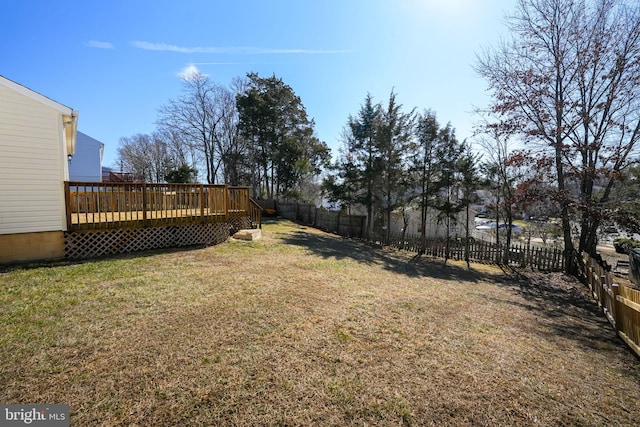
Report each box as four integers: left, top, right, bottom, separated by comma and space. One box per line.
157, 73, 244, 184
476, 0, 640, 271
117, 133, 170, 182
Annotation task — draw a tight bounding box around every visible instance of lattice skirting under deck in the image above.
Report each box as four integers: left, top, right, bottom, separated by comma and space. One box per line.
228, 216, 252, 233
64, 222, 232, 260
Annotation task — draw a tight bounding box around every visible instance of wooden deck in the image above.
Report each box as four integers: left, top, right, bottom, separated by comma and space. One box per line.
65, 182, 261, 231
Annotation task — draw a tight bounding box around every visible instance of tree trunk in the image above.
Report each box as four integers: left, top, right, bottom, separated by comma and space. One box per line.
494, 194, 501, 263
386, 208, 391, 246
465, 202, 471, 269
556, 144, 575, 274
420, 202, 427, 255
444, 216, 450, 265
419, 172, 429, 255
503, 212, 513, 266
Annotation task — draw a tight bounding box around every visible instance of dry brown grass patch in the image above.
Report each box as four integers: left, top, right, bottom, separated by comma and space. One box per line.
1, 219, 639, 425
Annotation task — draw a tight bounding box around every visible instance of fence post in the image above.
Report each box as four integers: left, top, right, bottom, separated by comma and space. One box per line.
599, 275, 607, 308
611, 283, 622, 334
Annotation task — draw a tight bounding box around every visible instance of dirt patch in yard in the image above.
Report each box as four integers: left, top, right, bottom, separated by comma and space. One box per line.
1, 219, 639, 425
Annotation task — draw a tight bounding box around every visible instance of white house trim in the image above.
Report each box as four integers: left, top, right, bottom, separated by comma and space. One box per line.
0, 76, 78, 156
0, 76, 75, 115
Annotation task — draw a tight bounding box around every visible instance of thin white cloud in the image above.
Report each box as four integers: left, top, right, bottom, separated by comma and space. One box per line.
131, 41, 220, 53
177, 64, 206, 80
131, 41, 349, 55
85, 40, 115, 49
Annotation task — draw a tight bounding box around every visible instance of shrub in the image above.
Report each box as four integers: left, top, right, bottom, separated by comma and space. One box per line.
613, 237, 640, 254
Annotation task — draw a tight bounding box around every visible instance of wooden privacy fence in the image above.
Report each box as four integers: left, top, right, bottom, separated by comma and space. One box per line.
276, 201, 366, 238
381, 231, 565, 270
274, 200, 563, 271
65, 182, 261, 231
580, 252, 640, 357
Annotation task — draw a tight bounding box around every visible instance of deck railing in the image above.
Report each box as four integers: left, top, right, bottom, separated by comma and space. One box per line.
65, 182, 261, 231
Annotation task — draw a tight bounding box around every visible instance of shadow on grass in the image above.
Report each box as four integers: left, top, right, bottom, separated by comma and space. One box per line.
513, 273, 634, 354
281, 228, 513, 285
481, 269, 639, 358
281, 224, 639, 360
0, 244, 208, 274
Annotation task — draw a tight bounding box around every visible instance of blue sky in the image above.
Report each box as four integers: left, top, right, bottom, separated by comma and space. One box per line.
2, 0, 514, 169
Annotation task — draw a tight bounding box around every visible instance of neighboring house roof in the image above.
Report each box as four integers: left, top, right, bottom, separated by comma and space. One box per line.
0, 75, 79, 155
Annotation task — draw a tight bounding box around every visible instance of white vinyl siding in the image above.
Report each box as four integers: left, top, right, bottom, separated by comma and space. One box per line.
0, 84, 66, 234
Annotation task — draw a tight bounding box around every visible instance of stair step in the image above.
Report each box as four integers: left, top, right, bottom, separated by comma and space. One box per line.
232, 229, 262, 241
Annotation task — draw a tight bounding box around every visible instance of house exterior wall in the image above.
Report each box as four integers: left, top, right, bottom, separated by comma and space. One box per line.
0, 83, 68, 236
389, 207, 476, 239
69, 131, 103, 182
0, 231, 65, 263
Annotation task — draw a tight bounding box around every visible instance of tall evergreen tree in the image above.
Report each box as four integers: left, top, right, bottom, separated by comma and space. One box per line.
346, 94, 383, 237
378, 91, 415, 243
237, 73, 329, 199
458, 142, 481, 268
409, 111, 442, 253
432, 124, 464, 263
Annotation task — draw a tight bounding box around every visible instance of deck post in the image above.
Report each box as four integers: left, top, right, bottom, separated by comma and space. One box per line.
224, 185, 229, 221
64, 181, 72, 231
142, 183, 148, 225
200, 185, 205, 223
